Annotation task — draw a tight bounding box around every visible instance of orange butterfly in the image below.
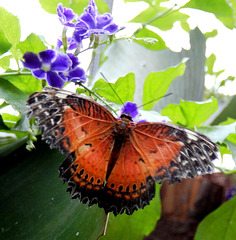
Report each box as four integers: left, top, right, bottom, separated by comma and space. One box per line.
27, 87, 219, 216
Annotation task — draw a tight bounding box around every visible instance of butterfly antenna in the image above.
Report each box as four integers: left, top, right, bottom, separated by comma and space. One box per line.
100, 72, 125, 107
136, 92, 173, 110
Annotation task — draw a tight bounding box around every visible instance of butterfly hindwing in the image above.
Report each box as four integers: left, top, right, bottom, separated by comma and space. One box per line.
101, 138, 155, 216
133, 122, 219, 184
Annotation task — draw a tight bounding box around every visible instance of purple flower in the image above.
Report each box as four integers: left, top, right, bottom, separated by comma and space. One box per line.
57, 3, 77, 27
121, 102, 139, 119
60, 54, 86, 83
226, 186, 236, 200
73, 0, 118, 44
22, 50, 71, 88
56, 37, 77, 51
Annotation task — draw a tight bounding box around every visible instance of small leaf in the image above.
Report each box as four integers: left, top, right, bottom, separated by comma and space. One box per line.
134, 27, 167, 50
195, 196, 236, 240
0, 55, 12, 70
143, 60, 186, 110
205, 29, 218, 39
92, 73, 135, 104
161, 97, 218, 127
1, 113, 20, 129
17, 33, 47, 54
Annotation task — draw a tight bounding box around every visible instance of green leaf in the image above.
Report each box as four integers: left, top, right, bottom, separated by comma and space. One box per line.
134, 27, 167, 50
183, 0, 234, 29
0, 136, 27, 159
161, 97, 218, 127
130, 5, 189, 31
3, 73, 42, 94
0, 7, 21, 61
195, 196, 236, 240
39, 0, 109, 15
92, 73, 135, 104
143, 60, 186, 110
150, 11, 189, 31
196, 121, 236, 143
17, 33, 47, 54
0, 141, 107, 239
101, 184, 161, 240
39, 0, 70, 14
206, 53, 224, 77
0, 114, 9, 130
225, 139, 236, 163
1, 113, 20, 129
0, 55, 12, 70
0, 78, 29, 132
0, 28, 12, 55
205, 29, 218, 39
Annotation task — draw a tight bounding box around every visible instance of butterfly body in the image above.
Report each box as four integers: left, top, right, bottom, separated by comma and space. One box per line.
27, 87, 219, 216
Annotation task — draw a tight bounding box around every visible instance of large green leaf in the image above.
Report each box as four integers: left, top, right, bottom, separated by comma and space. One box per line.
92, 73, 135, 104
183, 0, 235, 29
161, 97, 218, 127
195, 197, 236, 240
3, 73, 42, 94
0, 140, 107, 240
17, 33, 47, 54
101, 185, 161, 240
143, 60, 186, 110
0, 7, 21, 61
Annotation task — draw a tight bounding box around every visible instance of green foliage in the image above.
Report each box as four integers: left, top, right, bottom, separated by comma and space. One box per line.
0, 7, 21, 62
143, 60, 186, 110
194, 196, 236, 240
183, 0, 235, 29
17, 33, 47, 54
92, 73, 135, 104
161, 97, 218, 127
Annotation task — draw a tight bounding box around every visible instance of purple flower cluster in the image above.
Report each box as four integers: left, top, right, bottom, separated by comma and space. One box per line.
22, 50, 86, 88
22, 0, 118, 88
57, 1, 118, 45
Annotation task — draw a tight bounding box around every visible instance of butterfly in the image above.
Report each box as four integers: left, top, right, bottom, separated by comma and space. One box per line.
27, 87, 219, 216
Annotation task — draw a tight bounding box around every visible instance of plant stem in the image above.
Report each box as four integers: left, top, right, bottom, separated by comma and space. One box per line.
0, 71, 32, 77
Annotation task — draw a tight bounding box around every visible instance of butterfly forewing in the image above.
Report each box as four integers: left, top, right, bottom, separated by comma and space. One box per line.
132, 122, 218, 184
27, 87, 116, 154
